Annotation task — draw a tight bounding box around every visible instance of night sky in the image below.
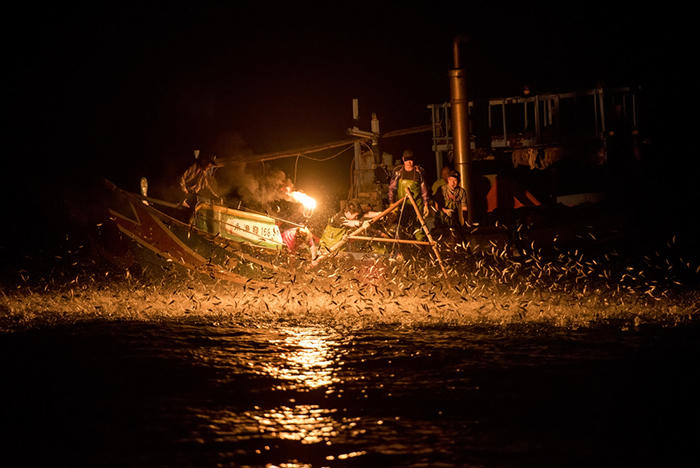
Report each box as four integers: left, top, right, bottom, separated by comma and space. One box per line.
4, 1, 692, 251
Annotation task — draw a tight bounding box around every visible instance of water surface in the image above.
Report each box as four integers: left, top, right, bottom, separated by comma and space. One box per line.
1, 319, 698, 467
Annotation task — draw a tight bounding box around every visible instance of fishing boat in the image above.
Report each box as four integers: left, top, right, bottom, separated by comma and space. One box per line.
95, 38, 642, 282
101, 179, 295, 284
98, 173, 450, 285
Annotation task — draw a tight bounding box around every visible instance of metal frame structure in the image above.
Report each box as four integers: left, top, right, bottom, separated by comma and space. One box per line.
429, 86, 640, 162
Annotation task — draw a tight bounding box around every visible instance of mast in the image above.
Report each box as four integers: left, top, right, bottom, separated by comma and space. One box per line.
449, 35, 476, 224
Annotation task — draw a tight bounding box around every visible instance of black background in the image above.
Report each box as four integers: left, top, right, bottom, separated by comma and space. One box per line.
3, 1, 695, 256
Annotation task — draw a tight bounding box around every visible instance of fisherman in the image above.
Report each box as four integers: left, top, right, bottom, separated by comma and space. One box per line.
317, 199, 383, 257
179, 152, 221, 208
281, 225, 318, 262
433, 169, 468, 232
387, 149, 430, 241
280, 200, 318, 263
431, 165, 452, 196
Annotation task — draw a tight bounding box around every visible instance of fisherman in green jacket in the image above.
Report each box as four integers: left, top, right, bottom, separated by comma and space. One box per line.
387, 149, 431, 241
318, 199, 383, 256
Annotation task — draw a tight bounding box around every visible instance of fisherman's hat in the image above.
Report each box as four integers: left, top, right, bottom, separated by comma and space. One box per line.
200, 153, 218, 166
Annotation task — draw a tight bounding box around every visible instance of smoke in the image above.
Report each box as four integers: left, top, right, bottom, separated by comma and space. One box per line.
215, 162, 294, 207
212, 131, 254, 160
210, 130, 296, 207
148, 130, 299, 208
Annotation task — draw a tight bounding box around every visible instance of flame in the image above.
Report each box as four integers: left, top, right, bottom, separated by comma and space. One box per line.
288, 191, 316, 210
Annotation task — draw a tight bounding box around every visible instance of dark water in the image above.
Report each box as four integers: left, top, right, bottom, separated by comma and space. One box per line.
1, 319, 698, 468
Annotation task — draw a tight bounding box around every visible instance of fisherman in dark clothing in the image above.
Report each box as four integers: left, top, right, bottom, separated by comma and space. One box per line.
433, 169, 468, 235
179, 153, 221, 208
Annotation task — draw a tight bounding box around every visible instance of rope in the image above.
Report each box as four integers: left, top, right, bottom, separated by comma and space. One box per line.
292, 143, 356, 184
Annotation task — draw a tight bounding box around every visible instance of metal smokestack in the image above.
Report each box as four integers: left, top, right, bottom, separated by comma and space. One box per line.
449, 35, 475, 224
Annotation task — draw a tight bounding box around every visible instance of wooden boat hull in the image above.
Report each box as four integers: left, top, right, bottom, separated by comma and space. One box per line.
102, 181, 292, 284
192, 202, 285, 250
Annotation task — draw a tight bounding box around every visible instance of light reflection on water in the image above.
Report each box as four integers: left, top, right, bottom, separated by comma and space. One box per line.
190, 404, 339, 445
250, 404, 338, 444
258, 328, 342, 391
183, 326, 365, 464
2, 319, 699, 467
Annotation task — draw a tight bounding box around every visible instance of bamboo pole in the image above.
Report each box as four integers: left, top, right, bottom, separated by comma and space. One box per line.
313, 195, 408, 264
404, 188, 448, 276
347, 236, 431, 245
313, 192, 449, 278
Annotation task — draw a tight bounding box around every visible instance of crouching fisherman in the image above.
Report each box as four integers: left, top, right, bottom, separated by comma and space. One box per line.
433, 169, 468, 238
280, 201, 319, 264
179, 152, 222, 208
317, 199, 384, 259
281, 226, 318, 263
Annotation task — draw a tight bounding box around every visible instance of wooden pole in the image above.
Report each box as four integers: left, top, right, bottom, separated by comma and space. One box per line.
347, 236, 431, 245
404, 188, 448, 276
313, 192, 449, 278
313, 195, 409, 264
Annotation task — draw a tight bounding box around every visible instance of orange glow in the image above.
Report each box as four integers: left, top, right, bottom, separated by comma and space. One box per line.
288, 191, 316, 210
287, 190, 316, 217
250, 405, 339, 444
259, 327, 340, 390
